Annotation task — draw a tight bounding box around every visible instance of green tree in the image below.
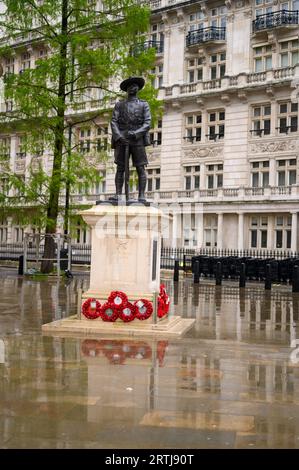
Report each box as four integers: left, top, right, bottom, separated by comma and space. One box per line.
0, 0, 160, 272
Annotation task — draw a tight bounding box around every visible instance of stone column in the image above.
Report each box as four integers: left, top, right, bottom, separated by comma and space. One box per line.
291, 212, 298, 252
171, 212, 178, 249
217, 213, 223, 250
195, 211, 204, 249
200, 162, 206, 189
238, 212, 244, 251
267, 214, 275, 250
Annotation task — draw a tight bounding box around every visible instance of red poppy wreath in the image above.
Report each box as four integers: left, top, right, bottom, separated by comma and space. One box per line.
118, 302, 136, 322
100, 302, 119, 322
134, 299, 153, 320
82, 298, 102, 320
107, 291, 128, 309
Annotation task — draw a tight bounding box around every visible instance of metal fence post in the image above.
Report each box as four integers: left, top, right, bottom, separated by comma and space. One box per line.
23, 234, 28, 274
173, 260, 179, 282
194, 260, 200, 284
216, 261, 222, 286
239, 263, 246, 288
265, 263, 272, 290
292, 265, 299, 293
68, 237, 71, 272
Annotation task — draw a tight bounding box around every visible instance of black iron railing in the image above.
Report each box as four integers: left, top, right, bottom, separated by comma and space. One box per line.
253, 10, 299, 32
131, 40, 164, 56
186, 27, 226, 47
1, 244, 299, 274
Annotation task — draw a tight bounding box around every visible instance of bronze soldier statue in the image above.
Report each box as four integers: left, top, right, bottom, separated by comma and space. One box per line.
109, 76, 151, 204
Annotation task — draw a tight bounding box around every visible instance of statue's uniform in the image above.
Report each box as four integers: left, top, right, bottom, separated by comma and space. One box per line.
111, 97, 151, 168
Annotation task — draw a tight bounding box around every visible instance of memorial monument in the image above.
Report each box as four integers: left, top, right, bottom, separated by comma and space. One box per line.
42, 77, 194, 337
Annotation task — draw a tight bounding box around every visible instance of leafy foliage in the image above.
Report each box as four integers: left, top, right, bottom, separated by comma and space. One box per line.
0, 0, 162, 234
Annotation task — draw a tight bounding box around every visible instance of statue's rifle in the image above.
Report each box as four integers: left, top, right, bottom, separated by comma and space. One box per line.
124, 141, 130, 202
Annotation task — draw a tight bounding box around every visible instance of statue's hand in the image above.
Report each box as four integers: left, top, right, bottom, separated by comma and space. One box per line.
118, 136, 129, 145
127, 131, 136, 140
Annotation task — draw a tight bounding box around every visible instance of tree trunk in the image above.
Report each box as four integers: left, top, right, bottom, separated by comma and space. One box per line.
41, 0, 69, 273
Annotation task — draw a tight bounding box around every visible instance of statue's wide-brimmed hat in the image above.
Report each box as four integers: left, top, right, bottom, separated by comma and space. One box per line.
120, 76, 145, 92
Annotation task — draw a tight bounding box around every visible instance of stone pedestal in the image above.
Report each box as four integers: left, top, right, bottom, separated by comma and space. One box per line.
80, 204, 168, 309
42, 203, 195, 337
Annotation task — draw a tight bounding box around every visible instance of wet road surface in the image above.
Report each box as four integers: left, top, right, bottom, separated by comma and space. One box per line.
0, 270, 298, 448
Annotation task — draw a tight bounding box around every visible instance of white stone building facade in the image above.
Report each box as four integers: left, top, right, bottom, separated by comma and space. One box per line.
1, 0, 299, 252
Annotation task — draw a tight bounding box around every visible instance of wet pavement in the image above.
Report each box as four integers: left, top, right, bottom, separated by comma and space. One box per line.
0, 268, 299, 449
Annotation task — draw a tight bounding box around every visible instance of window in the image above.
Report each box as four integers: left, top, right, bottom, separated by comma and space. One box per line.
5, 101, 13, 112
184, 165, 200, 190
96, 126, 108, 151
253, 45, 272, 72
277, 101, 298, 133
251, 104, 271, 136
79, 128, 92, 154
204, 215, 218, 248
147, 168, 160, 191
209, 52, 226, 79
255, 0, 273, 18
280, 1, 299, 11
16, 136, 27, 159
151, 64, 163, 88
275, 215, 292, 249
20, 52, 31, 71
188, 10, 205, 32
209, 5, 227, 28
250, 216, 268, 249
4, 57, 14, 75
0, 219, 8, 243
150, 119, 162, 146
280, 39, 299, 67
184, 114, 202, 143
94, 170, 106, 194
14, 227, 24, 243
277, 158, 297, 186
35, 48, 48, 65
206, 164, 223, 188
0, 137, 11, 159
207, 110, 225, 140
186, 57, 203, 83
74, 219, 88, 244
0, 179, 9, 197
150, 23, 164, 51
251, 161, 269, 187
183, 213, 197, 247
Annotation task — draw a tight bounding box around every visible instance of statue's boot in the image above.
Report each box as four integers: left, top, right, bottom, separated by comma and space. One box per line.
109, 170, 124, 203
138, 169, 147, 204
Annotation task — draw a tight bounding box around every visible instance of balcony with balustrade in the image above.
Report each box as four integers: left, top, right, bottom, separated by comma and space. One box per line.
70, 184, 299, 206
130, 40, 164, 56
162, 65, 298, 100
253, 10, 299, 33
186, 27, 226, 48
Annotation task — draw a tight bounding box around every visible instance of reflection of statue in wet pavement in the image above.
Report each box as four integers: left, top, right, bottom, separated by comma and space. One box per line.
109, 76, 151, 204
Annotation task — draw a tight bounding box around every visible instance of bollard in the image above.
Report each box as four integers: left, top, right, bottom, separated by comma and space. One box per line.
265, 263, 272, 290
216, 261, 222, 286
292, 265, 299, 293
173, 259, 179, 282
194, 260, 200, 284
239, 263, 246, 288
18, 255, 24, 275
173, 282, 179, 306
